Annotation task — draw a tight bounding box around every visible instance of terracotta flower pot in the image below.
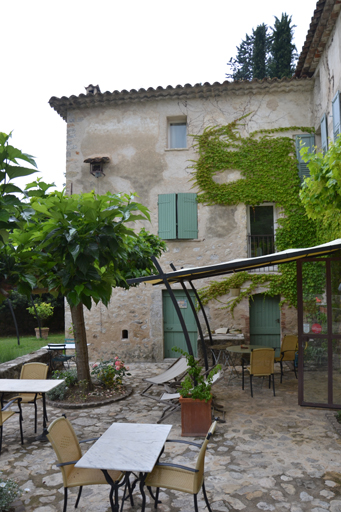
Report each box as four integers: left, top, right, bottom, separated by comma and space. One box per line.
179, 397, 212, 437
35, 327, 50, 339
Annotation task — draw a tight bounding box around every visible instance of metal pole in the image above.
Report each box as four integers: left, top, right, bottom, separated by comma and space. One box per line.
7, 298, 20, 345
170, 263, 209, 370
152, 256, 193, 356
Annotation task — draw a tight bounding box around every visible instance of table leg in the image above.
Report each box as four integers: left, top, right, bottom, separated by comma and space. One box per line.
102, 470, 119, 512
36, 393, 49, 442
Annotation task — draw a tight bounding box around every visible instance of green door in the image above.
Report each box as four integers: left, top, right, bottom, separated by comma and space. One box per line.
163, 290, 198, 358
250, 294, 281, 356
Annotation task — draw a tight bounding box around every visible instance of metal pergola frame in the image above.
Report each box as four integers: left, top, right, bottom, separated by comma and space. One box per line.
128, 239, 341, 375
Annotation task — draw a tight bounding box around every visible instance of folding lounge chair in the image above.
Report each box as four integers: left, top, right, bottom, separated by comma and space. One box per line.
141, 357, 189, 401
157, 370, 225, 423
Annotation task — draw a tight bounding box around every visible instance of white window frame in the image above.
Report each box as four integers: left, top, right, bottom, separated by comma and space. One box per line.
167, 116, 187, 149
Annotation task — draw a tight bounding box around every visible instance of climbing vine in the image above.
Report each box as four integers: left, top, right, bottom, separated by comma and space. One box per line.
190, 116, 323, 313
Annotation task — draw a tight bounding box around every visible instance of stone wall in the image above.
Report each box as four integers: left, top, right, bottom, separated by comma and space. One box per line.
0, 349, 50, 379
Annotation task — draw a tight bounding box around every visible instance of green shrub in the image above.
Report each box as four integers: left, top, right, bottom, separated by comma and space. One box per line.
91, 358, 130, 389
0, 477, 21, 511
47, 368, 78, 401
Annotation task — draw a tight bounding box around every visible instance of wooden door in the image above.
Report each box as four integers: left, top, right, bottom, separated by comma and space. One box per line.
163, 290, 198, 358
250, 294, 281, 357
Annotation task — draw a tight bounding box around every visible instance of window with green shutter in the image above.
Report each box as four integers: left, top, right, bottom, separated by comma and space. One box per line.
332, 91, 341, 141
320, 114, 328, 153
295, 134, 315, 183
158, 193, 198, 240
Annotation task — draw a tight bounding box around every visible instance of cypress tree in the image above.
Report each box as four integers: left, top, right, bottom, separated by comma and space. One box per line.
268, 14, 297, 78
226, 33, 254, 81
252, 24, 269, 79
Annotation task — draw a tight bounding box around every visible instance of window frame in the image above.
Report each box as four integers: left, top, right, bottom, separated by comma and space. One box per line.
167, 116, 187, 149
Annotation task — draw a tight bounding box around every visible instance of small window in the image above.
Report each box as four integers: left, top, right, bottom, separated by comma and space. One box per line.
248, 205, 275, 257
168, 117, 187, 149
321, 114, 328, 153
295, 134, 315, 183
332, 91, 341, 141
158, 193, 197, 240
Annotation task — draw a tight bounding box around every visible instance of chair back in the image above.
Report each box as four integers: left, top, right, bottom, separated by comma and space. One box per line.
193, 421, 217, 493
250, 348, 274, 376
47, 416, 82, 486
20, 362, 48, 380
280, 335, 298, 361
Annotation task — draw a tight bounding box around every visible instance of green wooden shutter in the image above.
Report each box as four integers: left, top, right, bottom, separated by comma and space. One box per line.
332, 91, 341, 141
177, 193, 198, 239
296, 134, 315, 183
158, 194, 176, 239
321, 114, 328, 153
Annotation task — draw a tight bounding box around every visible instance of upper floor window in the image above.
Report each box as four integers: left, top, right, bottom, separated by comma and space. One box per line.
295, 134, 315, 183
248, 205, 275, 258
332, 91, 341, 141
158, 193, 197, 240
168, 117, 187, 149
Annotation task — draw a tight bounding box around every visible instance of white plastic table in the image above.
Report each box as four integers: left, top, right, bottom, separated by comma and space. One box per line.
76, 423, 172, 511
0, 379, 64, 438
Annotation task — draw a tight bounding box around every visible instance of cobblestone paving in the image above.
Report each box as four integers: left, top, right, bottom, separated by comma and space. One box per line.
1, 362, 341, 512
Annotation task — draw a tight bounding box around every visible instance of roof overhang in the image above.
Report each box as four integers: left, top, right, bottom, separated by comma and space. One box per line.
127, 239, 341, 286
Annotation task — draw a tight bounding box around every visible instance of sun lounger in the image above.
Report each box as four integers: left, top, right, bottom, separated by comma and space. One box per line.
141, 357, 189, 401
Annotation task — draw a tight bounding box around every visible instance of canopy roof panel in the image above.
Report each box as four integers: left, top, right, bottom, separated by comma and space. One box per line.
127, 239, 341, 286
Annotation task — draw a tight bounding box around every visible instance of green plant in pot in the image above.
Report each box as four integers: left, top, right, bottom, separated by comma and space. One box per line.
173, 347, 221, 437
27, 302, 54, 339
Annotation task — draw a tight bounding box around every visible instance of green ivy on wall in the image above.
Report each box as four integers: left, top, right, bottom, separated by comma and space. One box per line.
190, 116, 322, 313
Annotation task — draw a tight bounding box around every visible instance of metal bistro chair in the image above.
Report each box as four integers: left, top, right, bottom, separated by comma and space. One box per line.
145, 421, 217, 512
10, 362, 48, 433
0, 398, 23, 455
242, 348, 275, 398
47, 416, 127, 512
275, 335, 298, 383
48, 344, 74, 370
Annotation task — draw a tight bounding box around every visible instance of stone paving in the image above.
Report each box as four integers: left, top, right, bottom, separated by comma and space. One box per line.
1, 362, 341, 512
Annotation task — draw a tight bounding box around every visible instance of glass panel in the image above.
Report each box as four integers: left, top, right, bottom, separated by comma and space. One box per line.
303, 337, 328, 404
302, 261, 327, 335
169, 123, 187, 148
249, 206, 274, 257
333, 338, 341, 406
331, 256, 341, 334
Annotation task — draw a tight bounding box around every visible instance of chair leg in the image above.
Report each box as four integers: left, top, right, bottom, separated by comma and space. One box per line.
250, 375, 253, 397
18, 407, 24, 445
280, 360, 283, 384
268, 375, 271, 389
202, 481, 213, 512
75, 486, 82, 508
272, 374, 275, 397
154, 487, 160, 509
0, 425, 2, 455
63, 487, 68, 512
242, 362, 245, 390
194, 493, 199, 512
34, 401, 38, 434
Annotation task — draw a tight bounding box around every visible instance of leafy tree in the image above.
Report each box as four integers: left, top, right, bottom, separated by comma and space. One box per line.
268, 14, 297, 78
299, 135, 341, 242
226, 13, 297, 80
12, 189, 166, 389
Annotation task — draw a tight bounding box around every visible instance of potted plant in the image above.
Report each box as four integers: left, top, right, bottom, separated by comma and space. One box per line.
174, 347, 221, 437
27, 302, 54, 339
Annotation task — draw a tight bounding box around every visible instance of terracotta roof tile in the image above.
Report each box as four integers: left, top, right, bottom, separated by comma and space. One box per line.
49, 77, 313, 121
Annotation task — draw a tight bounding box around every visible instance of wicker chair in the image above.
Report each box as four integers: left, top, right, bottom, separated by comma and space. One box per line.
275, 335, 298, 383
243, 348, 275, 398
11, 362, 48, 433
145, 421, 217, 512
0, 398, 23, 455
47, 416, 125, 512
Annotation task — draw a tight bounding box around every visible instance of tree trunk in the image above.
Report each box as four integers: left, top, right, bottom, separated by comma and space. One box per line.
70, 302, 94, 391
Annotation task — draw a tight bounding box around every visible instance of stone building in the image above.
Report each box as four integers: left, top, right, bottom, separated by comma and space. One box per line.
49, 0, 341, 362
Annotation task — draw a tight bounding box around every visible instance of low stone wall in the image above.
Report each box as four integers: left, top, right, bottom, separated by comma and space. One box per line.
0, 348, 50, 379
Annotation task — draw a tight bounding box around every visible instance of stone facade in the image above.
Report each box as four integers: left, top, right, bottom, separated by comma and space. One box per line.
49, 1, 341, 363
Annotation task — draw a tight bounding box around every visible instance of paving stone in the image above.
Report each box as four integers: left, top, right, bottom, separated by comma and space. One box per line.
1, 362, 341, 512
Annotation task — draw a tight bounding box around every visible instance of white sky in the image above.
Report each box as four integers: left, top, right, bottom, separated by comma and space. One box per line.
1, 0, 317, 192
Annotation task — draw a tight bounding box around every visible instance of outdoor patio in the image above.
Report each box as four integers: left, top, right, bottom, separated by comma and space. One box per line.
1, 362, 341, 512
